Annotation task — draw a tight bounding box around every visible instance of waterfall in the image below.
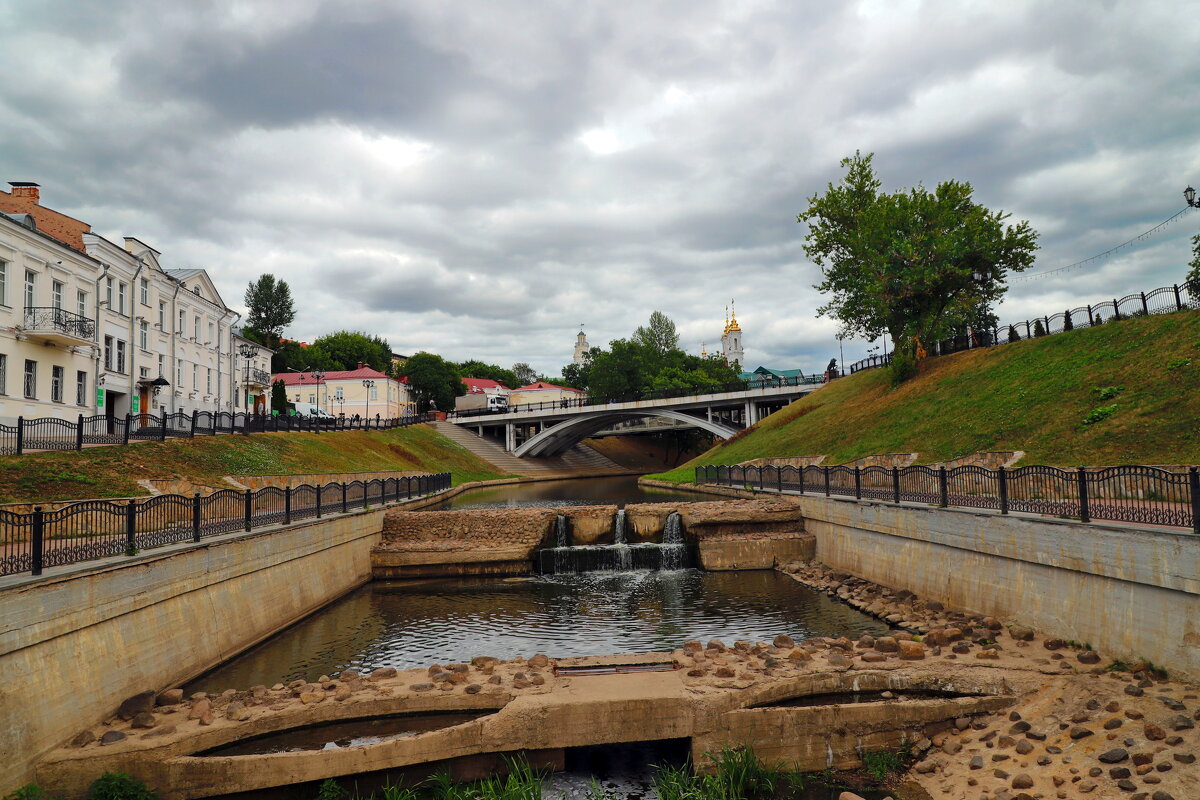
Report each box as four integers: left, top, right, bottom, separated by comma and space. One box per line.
535, 509, 695, 575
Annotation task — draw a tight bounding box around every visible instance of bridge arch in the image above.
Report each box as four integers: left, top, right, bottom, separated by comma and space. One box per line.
513, 409, 739, 458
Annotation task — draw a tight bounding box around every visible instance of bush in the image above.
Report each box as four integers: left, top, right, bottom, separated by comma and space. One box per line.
889, 348, 920, 384
1007, 325, 1021, 343
1062, 310, 1073, 331
1032, 319, 1046, 337
861, 749, 905, 783
87, 774, 158, 800
1083, 405, 1117, 425
4, 785, 63, 800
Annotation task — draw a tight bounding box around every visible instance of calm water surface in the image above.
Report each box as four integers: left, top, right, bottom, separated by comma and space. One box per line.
187, 570, 889, 693
423, 475, 712, 510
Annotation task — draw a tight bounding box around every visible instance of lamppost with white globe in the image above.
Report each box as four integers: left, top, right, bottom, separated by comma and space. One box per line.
362, 379, 375, 427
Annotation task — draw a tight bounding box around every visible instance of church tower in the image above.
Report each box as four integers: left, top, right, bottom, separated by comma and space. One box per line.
572, 327, 590, 364
720, 302, 744, 371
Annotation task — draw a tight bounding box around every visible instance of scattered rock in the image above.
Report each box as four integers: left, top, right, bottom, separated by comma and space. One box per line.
1011, 774, 1033, 789
130, 712, 157, 729
70, 730, 95, 748
1077, 651, 1101, 664
1144, 723, 1166, 741
99, 730, 126, 745
773, 634, 795, 648
1069, 726, 1093, 740
117, 691, 156, 720
1099, 748, 1129, 763
528, 653, 551, 669
369, 667, 397, 680
1174, 752, 1196, 764
188, 699, 211, 720
464, 684, 482, 694
1167, 714, 1193, 730
156, 689, 184, 706
874, 636, 899, 653
410, 683, 433, 692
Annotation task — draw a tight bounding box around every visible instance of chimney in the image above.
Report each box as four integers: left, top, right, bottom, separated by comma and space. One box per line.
8, 182, 40, 204
357, 362, 364, 370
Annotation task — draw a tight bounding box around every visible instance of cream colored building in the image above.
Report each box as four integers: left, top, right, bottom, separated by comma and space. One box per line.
273, 365, 415, 420
508, 380, 585, 408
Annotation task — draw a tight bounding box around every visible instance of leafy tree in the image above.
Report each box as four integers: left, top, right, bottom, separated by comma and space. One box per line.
243, 275, 296, 348
560, 350, 597, 390
270, 380, 288, 414
456, 360, 518, 389
798, 151, 1038, 381
633, 311, 680, 358
1032, 319, 1046, 337
1007, 325, 1021, 343
308, 331, 391, 373
401, 352, 465, 412
511, 362, 539, 386
1187, 233, 1200, 290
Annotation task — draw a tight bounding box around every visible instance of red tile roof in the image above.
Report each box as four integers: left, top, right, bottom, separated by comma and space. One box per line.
512, 381, 584, 393
462, 377, 509, 393
272, 367, 392, 385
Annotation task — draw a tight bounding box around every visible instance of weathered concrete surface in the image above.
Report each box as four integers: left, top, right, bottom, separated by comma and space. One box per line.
796, 494, 1200, 681
698, 534, 815, 571
0, 510, 385, 792
566, 505, 618, 545
371, 547, 534, 578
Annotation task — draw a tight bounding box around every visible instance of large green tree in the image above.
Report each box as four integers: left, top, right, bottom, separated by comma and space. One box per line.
511, 362, 539, 386
244, 274, 296, 349
401, 352, 466, 412
798, 152, 1038, 379
308, 331, 392, 373
632, 311, 680, 357
456, 360, 519, 389
1187, 233, 1200, 289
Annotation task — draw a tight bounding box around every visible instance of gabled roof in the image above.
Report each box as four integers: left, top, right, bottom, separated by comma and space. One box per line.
462, 377, 509, 393
512, 381, 584, 393
272, 366, 393, 385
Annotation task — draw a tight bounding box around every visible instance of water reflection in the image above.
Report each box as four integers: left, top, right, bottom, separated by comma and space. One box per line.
186, 570, 889, 693
423, 476, 711, 510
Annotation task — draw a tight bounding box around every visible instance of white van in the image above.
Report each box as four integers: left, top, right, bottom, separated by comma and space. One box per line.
289, 402, 337, 424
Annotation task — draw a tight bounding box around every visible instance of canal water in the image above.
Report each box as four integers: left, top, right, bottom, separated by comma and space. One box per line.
186, 570, 890, 692
422, 475, 712, 509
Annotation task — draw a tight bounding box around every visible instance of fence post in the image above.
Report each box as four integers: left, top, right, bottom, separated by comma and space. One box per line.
823, 466, 830, 497
1190, 467, 1200, 535
758, 467, 765, 491
1086, 304, 1092, 325
1077, 467, 1090, 523
76, 414, 83, 450
125, 500, 137, 555
892, 467, 900, 504
243, 489, 253, 531
190, 412, 197, 437
1140, 292, 1148, 315
776, 466, 782, 494
342, 482, 348, 513
694, 467, 700, 484
316, 485, 322, 518
123, 413, 131, 445
798, 466, 806, 495
16, 416, 23, 455
192, 493, 201, 542
1174, 284, 1183, 311
243, 413, 250, 436
998, 466, 1009, 515
938, 467, 948, 508
1112, 299, 1120, 321
854, 466, 861, 500
284, 486, 292, 525
31, 506, 44, 576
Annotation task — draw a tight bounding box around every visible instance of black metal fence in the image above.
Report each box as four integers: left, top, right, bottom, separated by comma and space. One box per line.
695, 463, 1200, 533
847, 280, 1200, 375
448, 373, 826, 420
0, 411, 435, 456
1, 472, 452, 578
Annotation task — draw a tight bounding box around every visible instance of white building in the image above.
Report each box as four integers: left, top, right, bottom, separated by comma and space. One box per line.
572, 328, 590, 364
721, 304, 744, 371
0, 182, 263, 425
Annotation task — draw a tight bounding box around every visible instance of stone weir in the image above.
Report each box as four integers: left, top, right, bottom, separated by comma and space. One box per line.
370, 500, 816, 578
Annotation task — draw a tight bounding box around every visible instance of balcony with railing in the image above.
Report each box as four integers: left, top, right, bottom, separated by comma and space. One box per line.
22, 306, 96, 346
244, 367, 272, 387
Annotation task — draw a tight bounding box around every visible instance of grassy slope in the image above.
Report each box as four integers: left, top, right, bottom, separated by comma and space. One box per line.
0, 424, 509, 502
650, 309, 1200, 483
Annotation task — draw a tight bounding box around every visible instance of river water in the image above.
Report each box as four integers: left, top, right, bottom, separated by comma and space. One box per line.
422, 475, 712, 510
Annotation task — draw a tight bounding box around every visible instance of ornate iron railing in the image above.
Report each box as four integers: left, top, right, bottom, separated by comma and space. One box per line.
847, 279, 1200, 375
0, 472, 452, 578
247, 368, 272, 386
695, 463, 1200, 533
0, 411, 435, 456
22, 306, 96, 340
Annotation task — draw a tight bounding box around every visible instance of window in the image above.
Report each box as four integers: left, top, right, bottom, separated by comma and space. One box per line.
194, 315, 200, 341
140, 278, 149, 305
370, 384, 378, 400
139, 366, 148, 379
0, 260, 6, 305
192, 364, 197, 389
23, 360, 36, 399
77, 290, 87, 319
139, 320, 149, 351
334, 386, 344, 401
308, 393, 315, 404
118, 282, 127, 315
105, 277, 113, 308
178, 309, 185, 334
0, 353, 6, 395
176, 361, 183, 386
103, 336, 113, 370
157, 354, 165, 379
158, 301, 165, 329
52, 281, 63, 310
208, 322, 214, 345
206, 368, 212, 394
76, 371, 87, 405
51, 366, 63, 403
24, 270, 35, 310
115, 340, 127, 374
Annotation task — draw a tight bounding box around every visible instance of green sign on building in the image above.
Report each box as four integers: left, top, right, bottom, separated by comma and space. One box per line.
96, 387, 105, 408
131, 396, 140, 414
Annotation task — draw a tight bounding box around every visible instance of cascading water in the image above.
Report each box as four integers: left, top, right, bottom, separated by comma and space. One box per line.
537, 509, 694, 574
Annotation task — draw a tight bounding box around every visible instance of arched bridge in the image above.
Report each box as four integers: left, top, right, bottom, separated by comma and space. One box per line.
446, 378, 824, 456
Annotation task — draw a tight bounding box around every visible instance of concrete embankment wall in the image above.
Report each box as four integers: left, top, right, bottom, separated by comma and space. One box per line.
798, 496, 1200, 681
0, 509, 386, 792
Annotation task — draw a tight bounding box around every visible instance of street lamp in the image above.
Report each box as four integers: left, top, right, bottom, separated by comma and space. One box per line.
362, 379, 375, 426
237, 342, 258, 412
312, 368, 326, 414
1185, 186, 1199, 208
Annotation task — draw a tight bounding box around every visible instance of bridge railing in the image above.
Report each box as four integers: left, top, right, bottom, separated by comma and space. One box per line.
695, 463, 1200, 533
846, 279, 1200, 375
0, 472, 453, 578
448, 373, 826, 420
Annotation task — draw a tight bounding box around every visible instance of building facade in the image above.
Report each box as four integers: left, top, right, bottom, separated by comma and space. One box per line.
509, 381, 585, 407
273, 366, 414, 419
232, 330, 274, 414
720, 304, 744, 370
0, 182, 254, 424
572, 328, 590, 364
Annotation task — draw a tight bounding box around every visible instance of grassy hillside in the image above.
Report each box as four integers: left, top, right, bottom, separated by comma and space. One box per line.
0, 425, 509, 502
650, 309, 1200, 483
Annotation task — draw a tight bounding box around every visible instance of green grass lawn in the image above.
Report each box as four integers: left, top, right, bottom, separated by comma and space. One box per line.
650, 309, 1200, 483
0, 424, 509, 502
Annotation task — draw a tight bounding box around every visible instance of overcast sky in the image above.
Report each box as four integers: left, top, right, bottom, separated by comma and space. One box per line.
1, 0, 1197, 376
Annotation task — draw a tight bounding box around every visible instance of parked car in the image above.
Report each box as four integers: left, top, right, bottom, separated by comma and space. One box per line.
287, 402, 337, 425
